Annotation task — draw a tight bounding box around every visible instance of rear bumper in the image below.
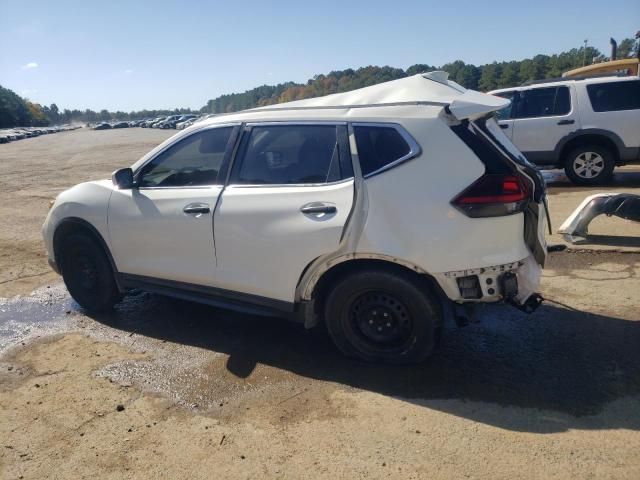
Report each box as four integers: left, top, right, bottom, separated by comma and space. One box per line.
433, 253, 542, 306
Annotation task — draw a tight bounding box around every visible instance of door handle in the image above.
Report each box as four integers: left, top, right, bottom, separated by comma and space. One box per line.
557, 119, 575, 125
300, 204, 337, 215
183, 203, 210, 215
500, 124, 509, 129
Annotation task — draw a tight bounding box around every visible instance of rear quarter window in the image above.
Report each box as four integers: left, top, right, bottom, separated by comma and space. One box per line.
587, 80, 640, 112
353, 125, 416, 176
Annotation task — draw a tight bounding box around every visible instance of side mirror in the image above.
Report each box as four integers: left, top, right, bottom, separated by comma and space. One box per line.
112, 168, 135, 189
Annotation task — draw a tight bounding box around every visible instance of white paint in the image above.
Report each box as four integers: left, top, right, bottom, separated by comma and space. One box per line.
43, 73, 543, 308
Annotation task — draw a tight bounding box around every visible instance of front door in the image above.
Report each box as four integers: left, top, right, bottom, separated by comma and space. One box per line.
213, 123, 355, 303
493, 89, 516, 140
108, 125, 237, 286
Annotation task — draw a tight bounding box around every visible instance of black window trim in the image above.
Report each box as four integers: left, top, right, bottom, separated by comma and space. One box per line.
133, 122, 241, 190
226, 121, 355, 188
351, 122, 422, 179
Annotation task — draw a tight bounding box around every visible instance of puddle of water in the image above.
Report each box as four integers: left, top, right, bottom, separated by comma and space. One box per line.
0, 284, 75, 353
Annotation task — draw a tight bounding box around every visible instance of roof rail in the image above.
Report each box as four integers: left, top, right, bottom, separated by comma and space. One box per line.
520, 72, 629, 86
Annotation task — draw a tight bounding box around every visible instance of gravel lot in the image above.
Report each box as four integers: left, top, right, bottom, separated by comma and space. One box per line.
1, 128, 639, 479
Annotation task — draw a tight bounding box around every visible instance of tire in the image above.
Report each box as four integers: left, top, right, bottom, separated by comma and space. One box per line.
59, 233, 121, 312
564, 144, 615, 186
324, 269, 442, 364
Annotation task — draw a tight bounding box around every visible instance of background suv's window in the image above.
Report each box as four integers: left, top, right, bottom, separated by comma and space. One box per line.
234, 125, 342, 185
493, 91, 515, 120
139, 127, 233, 187
353, 125, 412, 176
514, 86, 570, 118
587, 80, 640, 112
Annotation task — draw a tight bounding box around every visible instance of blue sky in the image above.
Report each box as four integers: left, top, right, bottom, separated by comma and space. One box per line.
1, 0, 638, 111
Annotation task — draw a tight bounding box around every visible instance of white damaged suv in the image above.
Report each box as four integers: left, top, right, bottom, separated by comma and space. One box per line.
43, 72, 548, 363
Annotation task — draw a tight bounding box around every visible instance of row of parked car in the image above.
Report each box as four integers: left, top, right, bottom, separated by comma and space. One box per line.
0, 125, 80, 144
92, 114, 205, 132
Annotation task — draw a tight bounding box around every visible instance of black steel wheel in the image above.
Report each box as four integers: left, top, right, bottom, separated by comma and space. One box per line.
59, 233, 121, 312
324, 269, 442, 364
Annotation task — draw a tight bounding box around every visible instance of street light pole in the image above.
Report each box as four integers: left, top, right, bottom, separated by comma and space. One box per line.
583, 39, 588, 66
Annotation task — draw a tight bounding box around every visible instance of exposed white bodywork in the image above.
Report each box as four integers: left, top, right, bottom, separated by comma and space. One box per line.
43, 73, 544, 310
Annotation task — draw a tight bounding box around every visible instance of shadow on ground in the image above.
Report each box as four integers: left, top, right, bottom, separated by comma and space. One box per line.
87, 288, 640, 433
576, 234, 640, 248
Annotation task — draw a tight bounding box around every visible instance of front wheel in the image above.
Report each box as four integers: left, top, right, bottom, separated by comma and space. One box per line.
564, 145, 615, 186
324, 269, 442, 364
59, 233, 121, 312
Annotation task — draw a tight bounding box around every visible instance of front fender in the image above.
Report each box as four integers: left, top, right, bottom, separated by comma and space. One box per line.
42, 180, 114, 262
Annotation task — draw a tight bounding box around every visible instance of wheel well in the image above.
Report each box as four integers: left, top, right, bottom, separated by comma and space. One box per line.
559, 134, 619, 165
53, 220, 116, 274
308, 259, 449, 327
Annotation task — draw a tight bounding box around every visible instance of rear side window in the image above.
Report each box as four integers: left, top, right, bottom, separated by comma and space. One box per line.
353, 125, 413, 176
514, 86, 571, 118
587, 80, 640, 112
233, 125, 347, 185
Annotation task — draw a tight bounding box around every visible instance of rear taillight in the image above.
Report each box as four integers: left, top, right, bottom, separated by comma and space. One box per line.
452, 173, 530, 218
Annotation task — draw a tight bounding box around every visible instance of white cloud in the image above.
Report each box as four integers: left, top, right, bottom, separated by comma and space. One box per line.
21, 62, 39, 70
124, 69, 134, 75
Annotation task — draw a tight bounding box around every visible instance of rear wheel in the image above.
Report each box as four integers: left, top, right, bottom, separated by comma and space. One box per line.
564, 144, 615, 186
324, 269, 442, 364
59, 233, 121, 312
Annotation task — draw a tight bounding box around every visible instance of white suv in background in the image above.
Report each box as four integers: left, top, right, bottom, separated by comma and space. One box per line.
43, 73, 547, 364
491, 75, 640, 185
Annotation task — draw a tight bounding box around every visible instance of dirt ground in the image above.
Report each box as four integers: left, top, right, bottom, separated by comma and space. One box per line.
1, 129, 640, 479
0, 128, 173, 298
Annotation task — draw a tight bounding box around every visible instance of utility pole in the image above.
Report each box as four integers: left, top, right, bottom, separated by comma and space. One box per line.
583, 39, 588, 66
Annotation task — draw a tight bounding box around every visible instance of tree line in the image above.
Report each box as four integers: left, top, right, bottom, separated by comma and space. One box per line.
1, 37, 636, 128
203, 37, 637, 113
0, 85, 197, 128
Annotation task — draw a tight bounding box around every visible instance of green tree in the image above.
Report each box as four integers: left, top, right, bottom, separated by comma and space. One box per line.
478, 63, 502, 91
498, 62, 520, 88
617, 38, 637, 58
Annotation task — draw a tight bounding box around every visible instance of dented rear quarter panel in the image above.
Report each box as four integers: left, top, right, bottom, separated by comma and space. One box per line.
355, 117, 530, 274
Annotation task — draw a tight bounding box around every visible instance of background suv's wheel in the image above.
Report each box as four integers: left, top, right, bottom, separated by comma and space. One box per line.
59, 233, 121, 312
564, 144, 615, 186
324, 269, 442, 364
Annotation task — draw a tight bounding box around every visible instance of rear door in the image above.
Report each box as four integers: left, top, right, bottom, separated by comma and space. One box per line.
213, 123, 354, 303
510, 85, 578, 164
584, 79, 640, 149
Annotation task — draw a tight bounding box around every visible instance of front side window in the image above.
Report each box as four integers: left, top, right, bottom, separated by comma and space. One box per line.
353, 125, 413, 176
514, 86, 571, 118
493, 91, 515, 120
139, 127, 233, 187
587, 80, 640, 112
233, 125, 345, 185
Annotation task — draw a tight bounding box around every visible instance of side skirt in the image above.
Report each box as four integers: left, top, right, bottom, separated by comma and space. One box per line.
117, 273, 299, 320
